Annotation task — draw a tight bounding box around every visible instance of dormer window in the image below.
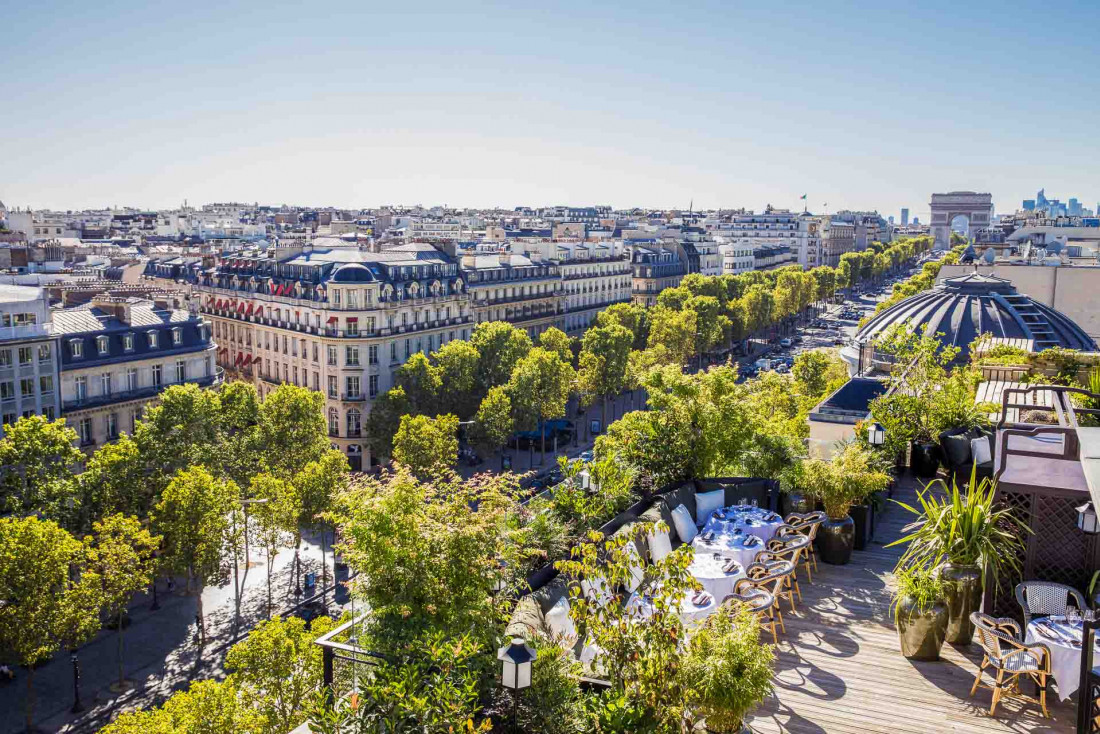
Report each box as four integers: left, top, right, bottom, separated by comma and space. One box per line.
69, 339, 83, 358
96, 335, 110, 355
172, 327, 183, 345
123, 333, 134, 351
147, 331, 158, 348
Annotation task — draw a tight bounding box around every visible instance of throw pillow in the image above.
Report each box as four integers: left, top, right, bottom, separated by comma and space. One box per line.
625, 544, 645, 592
544, 595, 577, 646
971, 436, 992, 466
648, 528, 673, 563
670, 503, 698, 544
695, 489, 725, 525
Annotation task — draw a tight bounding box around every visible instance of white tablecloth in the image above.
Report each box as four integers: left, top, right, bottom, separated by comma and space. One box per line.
1025, 618, 1098, 700
627, 590, 717, 625
692, 530, 767, 569
701, 508, 784, 544
688, 551, 747, 602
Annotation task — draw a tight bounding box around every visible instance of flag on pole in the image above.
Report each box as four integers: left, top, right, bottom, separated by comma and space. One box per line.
800, 194, 807, 200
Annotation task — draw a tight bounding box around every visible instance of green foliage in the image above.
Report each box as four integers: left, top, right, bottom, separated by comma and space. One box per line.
507, 346, 576, 460
792, 349, 846, 398
392, 413, 460, 478
134, 383, 224, 492
679, 604, 775, 733
578, 323, 633, 424
798, 443, 890, 519
433, 340, 481, 419
595, 303, 649, 350
539, 326, 575, 364
888, 468, 1028, 589
470, 320, 533, 396
556, 523, 699, 730
500, 639, 588, 734
366, 387, 411, 460
249, 473, 299, 617
333, 468, 525, 651
153, 466, 237, 591
394, 353, 442, 414
645, 306, 697, 366
892, 563, 945, 626
0, 415, 84, 527
470, 386, 513, 456
225, 615, 339, 734
77, 434, 148, 532
99, 678, 258, 734
256, 384, 329, 479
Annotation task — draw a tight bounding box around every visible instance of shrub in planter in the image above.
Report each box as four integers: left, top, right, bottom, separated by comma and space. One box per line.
679, 604, 774, 733
888, 467, 1026, 645
809, 444, 890, 565
893, 563, 947, 661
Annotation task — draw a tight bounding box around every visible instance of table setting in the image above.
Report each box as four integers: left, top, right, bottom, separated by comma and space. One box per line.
1025, 612, 1100, 700
701, 504, 784, 544
687, 551, 746, 602
627, 588, 717, 625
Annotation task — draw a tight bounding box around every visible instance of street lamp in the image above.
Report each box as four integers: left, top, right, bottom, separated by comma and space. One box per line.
867, 421, 885, 447
498, 637, 536, 732
1077, 502, 1099, 535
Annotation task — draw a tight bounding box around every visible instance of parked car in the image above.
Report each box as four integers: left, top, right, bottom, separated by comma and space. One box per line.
779, 338, 793, 348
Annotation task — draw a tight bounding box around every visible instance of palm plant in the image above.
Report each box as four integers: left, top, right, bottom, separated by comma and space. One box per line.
887, 466, 1027, 588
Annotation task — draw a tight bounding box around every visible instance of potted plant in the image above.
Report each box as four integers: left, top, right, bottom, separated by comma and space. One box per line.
778, 460, 815, 517
893, 563, 948, 660
814, 444, 890, 565
680, 604, 774, 733
888, 466, 1026, 645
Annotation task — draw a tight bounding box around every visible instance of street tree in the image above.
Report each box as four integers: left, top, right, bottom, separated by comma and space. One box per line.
471, 385, 513, 469
394, 352, 442, 414
249, 473, 299, 619
77, 434, 147, 533
507, 347, 575, 464
392, 413, 460, 478
258, 385, 328, 480
99, 678, 258, 734
0, 415, 84, 528
578, 323, 633, 430
595, 302, 649, 349
539, 326, 574, 364
218, 381, 263, 488
0, 516, 100, 731
291, 450, 348, 598
470, 320, 532, 395
153, 466, 237, 643
433, 339, 480, 418
366, 386, 411, 461
85, 513, 160, 691
646, 306, 697, 366
134, 383, 223, 494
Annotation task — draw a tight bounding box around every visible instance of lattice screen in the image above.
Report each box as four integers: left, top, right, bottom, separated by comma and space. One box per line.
990, 491, 1032, 619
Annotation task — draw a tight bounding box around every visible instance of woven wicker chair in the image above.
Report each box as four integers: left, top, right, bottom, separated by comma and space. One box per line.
785, 511, 825, 573
969, 612, 1051, 717
1015, 581, 1087, 628
736, 559, 794, 638
722, 587, 778, 644
761, 534, 812, 605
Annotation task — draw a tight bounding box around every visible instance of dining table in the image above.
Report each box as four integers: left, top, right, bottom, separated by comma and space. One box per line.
627, 589, 717, 625
701, 506, 785, 543
687, 551, 746, 602
1025, 616, 1099, 700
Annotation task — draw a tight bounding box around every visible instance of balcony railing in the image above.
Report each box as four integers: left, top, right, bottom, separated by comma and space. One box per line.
63, 368, 225, 411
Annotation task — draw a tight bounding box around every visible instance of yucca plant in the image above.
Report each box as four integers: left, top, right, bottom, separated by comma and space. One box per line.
887, 465, 1028, 588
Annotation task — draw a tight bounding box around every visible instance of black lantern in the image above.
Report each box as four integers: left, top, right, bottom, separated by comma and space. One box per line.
1077, 502, 1099, 535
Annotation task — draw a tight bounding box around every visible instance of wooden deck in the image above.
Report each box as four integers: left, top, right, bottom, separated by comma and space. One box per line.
747, 477, 1078, 734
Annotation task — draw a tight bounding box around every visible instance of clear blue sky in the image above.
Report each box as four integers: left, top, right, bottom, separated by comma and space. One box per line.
4, 0, 1097, 218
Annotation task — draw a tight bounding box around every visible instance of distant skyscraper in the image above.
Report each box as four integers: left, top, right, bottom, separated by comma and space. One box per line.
1023, 200, 1036, 211
912, 216, 920, 226
901, 208, 909, 226
888, 215, 895, 225
1069, 198, 1082, 216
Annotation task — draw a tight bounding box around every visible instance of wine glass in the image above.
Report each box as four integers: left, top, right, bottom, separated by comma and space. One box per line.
751, 498, 758, 509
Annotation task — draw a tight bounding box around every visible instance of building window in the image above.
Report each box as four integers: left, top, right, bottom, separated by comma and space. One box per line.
346, 376, 360, 399
147, 331, 158, 348
176, 360, 186, 382
173, 327, 183, 345
35, 344, 49, 363
346, 318, 359, 337
327, 375, 337, 398
312, 371, 319, 390
39, 376, 53, 394
0, 349, 9, 367
328, 408, 339, 436
369, 374, 378, 398
106, 413, 118, 439
97, 336, 110, 355
346, 409, 361, 437
152, 364, 162, 387
333, 289, 341, 306
0, 381, 13, 400
100, 372, 111, 395
368, 345, 378, 365
327, 345, 337, 365
130, 411, 139, 433
2, 411, 15, 426
70, 339, 84, 358
79, 418, 93, 446
17, 346, 32, 365
390, 343, 397, 362
75, 376, 87, 401
345, 346, 360, 366
312, 343, 319, 362
18, 378, 33, 398
347, 290, 358, 309
126, 368, 138, 392
404, 339, 410, 358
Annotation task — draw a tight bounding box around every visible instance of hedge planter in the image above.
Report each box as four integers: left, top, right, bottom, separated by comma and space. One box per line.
896, 596, 948, 661
910, 441, 940, 478
939, 563, 982, 645
819, 516, 855, 565
849, 504, 873, 551
780, 492, 814, 517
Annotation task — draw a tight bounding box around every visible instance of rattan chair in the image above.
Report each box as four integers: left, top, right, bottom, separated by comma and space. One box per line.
785, 510, 825, 573
1015, 581, 1088, 628
722, 587, 778, 644
969, 612, 1051, 717
761, 534, 811, 605
736, 559, 794, 638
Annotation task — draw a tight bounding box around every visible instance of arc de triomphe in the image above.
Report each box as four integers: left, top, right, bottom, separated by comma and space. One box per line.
929, 191, 993, 249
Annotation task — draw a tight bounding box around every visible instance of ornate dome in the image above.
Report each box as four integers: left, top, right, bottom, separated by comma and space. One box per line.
853, 273, 1096, 362
329, 262, 375, 283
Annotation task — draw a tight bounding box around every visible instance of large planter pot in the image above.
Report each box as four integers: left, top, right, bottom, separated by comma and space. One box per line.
896, 596, 948, 660
704, 724, 750, 734
849, 504, 873, 551
819, 516, 855, 565
910, 441, 940, 478
781, 492, 814, 517
939, 563, 982, 645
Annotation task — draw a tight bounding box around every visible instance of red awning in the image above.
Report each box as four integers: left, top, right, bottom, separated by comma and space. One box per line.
246, 303, 255, 315
270, 283, 278, 294
235, 352, 243, 366
251, 354, 262, 364
327, 316, 338, 323
216, 299, 224, 309
237, 302, 246, 313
